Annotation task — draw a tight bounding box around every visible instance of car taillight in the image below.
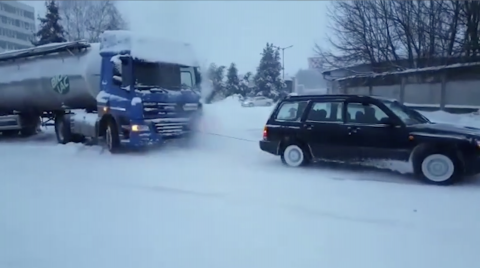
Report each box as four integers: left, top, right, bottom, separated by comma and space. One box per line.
263, 126, 268, 140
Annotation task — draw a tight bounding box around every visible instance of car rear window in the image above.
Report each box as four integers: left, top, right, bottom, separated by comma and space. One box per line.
274, 101, 308, 122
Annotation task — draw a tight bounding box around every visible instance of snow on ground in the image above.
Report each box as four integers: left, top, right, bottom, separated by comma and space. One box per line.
1, 97, 480, 268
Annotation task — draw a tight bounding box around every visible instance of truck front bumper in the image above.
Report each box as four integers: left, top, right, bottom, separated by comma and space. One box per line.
123, 121, 191, 148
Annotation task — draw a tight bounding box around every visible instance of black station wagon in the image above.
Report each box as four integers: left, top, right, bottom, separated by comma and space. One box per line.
259, 94, 480, 185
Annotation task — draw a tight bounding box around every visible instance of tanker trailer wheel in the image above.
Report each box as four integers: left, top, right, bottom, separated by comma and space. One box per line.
2, 130, 19, 137
105, 119, 120, 153
55, 115, 73, 144
20, 115, 40, 137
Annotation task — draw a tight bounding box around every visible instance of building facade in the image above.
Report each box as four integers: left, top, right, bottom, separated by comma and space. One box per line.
0, 1, 35, 52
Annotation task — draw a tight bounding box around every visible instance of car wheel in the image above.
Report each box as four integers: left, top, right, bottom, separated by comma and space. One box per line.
266, 102, 272, 106
414, 153, 461, 185
248, 103, 254, 107
281, 144, 309, 167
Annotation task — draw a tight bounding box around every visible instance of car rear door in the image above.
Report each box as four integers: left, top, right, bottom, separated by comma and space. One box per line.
302, 99, 352, 161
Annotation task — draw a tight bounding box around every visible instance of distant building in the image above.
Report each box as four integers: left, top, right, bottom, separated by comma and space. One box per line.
0, 1, 35, 52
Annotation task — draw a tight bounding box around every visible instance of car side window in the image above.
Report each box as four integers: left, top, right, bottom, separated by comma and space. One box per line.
306, 102, 342, 122
346, 102, 389, 124
275, 101, 308, 122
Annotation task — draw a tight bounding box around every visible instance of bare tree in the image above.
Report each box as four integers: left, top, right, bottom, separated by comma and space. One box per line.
315, 0, 469, 71
313, 1, 380, 71
460, 1, 480, 57
58, 0, 127, 42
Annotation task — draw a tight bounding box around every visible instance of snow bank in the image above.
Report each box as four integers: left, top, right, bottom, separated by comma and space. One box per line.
100, 31, 199, 67
201, 96, 274, 139
421, 110, 480, 127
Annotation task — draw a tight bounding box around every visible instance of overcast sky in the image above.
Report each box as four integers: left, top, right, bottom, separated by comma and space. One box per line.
24, 1, 329, 76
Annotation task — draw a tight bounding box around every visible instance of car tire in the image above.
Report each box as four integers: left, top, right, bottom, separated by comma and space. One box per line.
266, 102, 272, 106
413, 152, 462, 185
248, 103, 254, 107
281, 144, 310, 167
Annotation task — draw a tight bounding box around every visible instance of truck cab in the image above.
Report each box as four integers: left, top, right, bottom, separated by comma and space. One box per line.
55, 31, 203, 152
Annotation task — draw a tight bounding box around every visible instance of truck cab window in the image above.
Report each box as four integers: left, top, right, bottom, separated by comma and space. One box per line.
112, 62, 122, 86
133, 61, 181, 90
181, 71, 193, 89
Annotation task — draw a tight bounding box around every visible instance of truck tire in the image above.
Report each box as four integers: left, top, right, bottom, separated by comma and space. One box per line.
20, 115, 40, 137
55, 115, 72, 144
2, 130, 18, 137
412, 150, 462, 185
105, 119, 120, 153
20, 125, 37, 137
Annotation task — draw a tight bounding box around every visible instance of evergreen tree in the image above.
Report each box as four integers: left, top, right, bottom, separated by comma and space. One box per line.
240, 72, 254, 97
254, 43, 286, 99
225, 63, 240, 97
33, 1, 66, 46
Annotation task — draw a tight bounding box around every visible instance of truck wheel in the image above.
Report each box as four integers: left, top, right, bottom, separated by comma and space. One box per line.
281, 144, 310, 167
55, 115, 72, 144
20, 116, 40, 137
20, 125, 37, 137
105, 120, 120, 153
413, 151, 462, 185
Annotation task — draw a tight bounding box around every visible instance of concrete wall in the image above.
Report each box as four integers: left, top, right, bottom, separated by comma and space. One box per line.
444, 80, 480, 107
336, 72, 480, 110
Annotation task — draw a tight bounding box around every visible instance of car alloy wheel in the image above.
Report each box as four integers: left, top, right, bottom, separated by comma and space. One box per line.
421, 154, 455, 183
282, 145, 305, 167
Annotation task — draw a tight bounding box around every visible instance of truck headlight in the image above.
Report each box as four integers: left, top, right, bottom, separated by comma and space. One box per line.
131, 124, 149, 132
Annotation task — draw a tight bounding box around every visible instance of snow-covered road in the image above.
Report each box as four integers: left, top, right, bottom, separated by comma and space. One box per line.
1, 98, 480, 268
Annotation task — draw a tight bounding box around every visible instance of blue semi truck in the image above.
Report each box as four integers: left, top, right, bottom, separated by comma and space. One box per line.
0, 30, 202, 152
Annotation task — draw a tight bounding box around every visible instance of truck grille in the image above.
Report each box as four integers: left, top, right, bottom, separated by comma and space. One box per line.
142, 102, 198, 117
149, 118, 191, 136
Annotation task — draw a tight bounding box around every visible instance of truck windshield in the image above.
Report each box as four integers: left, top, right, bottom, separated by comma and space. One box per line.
382, 100, 431, 125
133, 61, 181, 90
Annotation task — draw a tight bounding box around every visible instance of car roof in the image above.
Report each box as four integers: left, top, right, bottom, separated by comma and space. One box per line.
284, 94, 398, 102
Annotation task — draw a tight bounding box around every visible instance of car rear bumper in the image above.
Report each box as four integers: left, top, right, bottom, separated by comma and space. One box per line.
259, 140, 280, 155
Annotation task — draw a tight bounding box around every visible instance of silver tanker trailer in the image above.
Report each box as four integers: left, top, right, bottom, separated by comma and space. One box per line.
0, 30, 202, 152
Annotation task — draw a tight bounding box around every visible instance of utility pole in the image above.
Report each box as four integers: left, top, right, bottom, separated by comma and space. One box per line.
273, 45, 293, 80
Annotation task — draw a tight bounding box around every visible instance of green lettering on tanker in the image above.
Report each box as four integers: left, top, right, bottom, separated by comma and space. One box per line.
51, 75, 70, 95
